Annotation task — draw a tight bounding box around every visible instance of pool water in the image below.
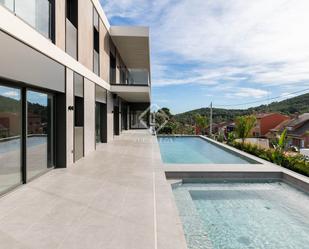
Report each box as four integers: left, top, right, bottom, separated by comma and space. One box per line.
157, 136, 256, 164
173, 181, 309, 249
0, 136, 47, 154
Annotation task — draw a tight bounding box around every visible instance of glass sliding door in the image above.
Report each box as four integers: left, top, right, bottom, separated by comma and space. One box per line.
0, 85, 22, 194
26, 90, 53, 180
130, 110, 149, 129
95, 85, 107, 144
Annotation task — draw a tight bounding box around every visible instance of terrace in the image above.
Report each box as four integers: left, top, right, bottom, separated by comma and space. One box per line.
0, 131, 186, 249
0, 131, 308, 249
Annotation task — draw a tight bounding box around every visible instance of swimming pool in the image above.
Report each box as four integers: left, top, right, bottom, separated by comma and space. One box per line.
157, 136, 257, 164
0, 136, 47, 154
173, 180, 309, 249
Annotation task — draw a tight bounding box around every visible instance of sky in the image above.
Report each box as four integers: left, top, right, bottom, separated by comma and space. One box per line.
100, 0, 309, 114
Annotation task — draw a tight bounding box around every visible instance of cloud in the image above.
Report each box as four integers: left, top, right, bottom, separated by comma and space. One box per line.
101, 0, 309, 91
2, 91, 19, 98
100, 0, 171, 21
234, 88, 269, 98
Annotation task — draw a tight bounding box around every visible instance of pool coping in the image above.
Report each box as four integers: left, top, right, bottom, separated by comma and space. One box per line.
158, 135, 309, 193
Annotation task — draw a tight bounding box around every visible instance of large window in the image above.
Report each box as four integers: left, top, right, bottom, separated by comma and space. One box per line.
0, 83, 55, 193
0, 85, 22, 194
26, 90, 53, 180
0, 0, 55, 41
130, 104, 150, 129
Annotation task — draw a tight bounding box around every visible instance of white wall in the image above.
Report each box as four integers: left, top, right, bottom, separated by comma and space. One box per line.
84, 79, 96, 155
107, 91, 114, 142
66, 68, 74, 166
0, 5, 110, 91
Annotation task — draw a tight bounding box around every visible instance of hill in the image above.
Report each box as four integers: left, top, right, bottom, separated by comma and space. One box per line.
174, 93, 309, 124
0, 95, 20, 112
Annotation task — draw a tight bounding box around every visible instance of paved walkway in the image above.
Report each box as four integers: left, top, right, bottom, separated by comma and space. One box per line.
0, 131, 187, 249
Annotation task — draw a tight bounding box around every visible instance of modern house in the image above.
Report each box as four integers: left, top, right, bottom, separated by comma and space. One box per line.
252, 113, 290, 137
0, 0, 151, 195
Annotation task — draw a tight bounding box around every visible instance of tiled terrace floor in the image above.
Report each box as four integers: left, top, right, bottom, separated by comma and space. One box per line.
0, 131, 187, 249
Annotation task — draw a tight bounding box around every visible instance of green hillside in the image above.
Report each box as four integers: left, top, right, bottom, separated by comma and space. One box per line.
0, 96, 47, 120
175, 93, 309, 124
0, 95, 20, 112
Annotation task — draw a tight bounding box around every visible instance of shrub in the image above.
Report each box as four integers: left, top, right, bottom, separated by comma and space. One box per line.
227, 132, 236, 145
231, 141, 309, 177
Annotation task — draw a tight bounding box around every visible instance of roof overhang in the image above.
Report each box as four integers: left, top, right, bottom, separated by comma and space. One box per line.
111, 85, 151, 103
110, 26, 151, 74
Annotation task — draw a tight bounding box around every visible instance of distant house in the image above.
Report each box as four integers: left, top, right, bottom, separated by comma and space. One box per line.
226, 122, 236, 133
209, 122, 227, 135
252, 113, 290, 138
0, 112, 20, 137
0, 124, 9, 138
266, 119, 291, 141
285, 113, 309, 148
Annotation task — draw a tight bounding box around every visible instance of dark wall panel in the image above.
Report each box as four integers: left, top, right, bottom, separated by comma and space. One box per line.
55, 93, 67, 168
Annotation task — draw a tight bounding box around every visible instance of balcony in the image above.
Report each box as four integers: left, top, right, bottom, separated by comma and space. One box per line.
110, 26, 151, 103
111, 68, 150, 86
110, 26, 150, 71
111, 82, 150, 103
110, 68, 150, 102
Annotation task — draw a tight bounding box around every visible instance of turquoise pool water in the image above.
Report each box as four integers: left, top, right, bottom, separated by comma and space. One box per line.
157, 136, 256, 164
173, 181, 309, 249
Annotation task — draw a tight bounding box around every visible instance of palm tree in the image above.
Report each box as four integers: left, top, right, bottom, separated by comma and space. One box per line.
235, 115, 256, 143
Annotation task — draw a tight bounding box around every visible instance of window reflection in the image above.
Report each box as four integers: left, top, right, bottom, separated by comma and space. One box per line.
0, 85, 22, 194
27, 90, 53, 180
0, 0, 53, 39
15, 0, 51, 38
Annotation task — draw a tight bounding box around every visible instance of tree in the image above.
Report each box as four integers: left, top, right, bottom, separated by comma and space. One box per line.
194, 114, 208, 135
160, 107, 172, 118
154, 107, 173, 133
235, 115, 256, 143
